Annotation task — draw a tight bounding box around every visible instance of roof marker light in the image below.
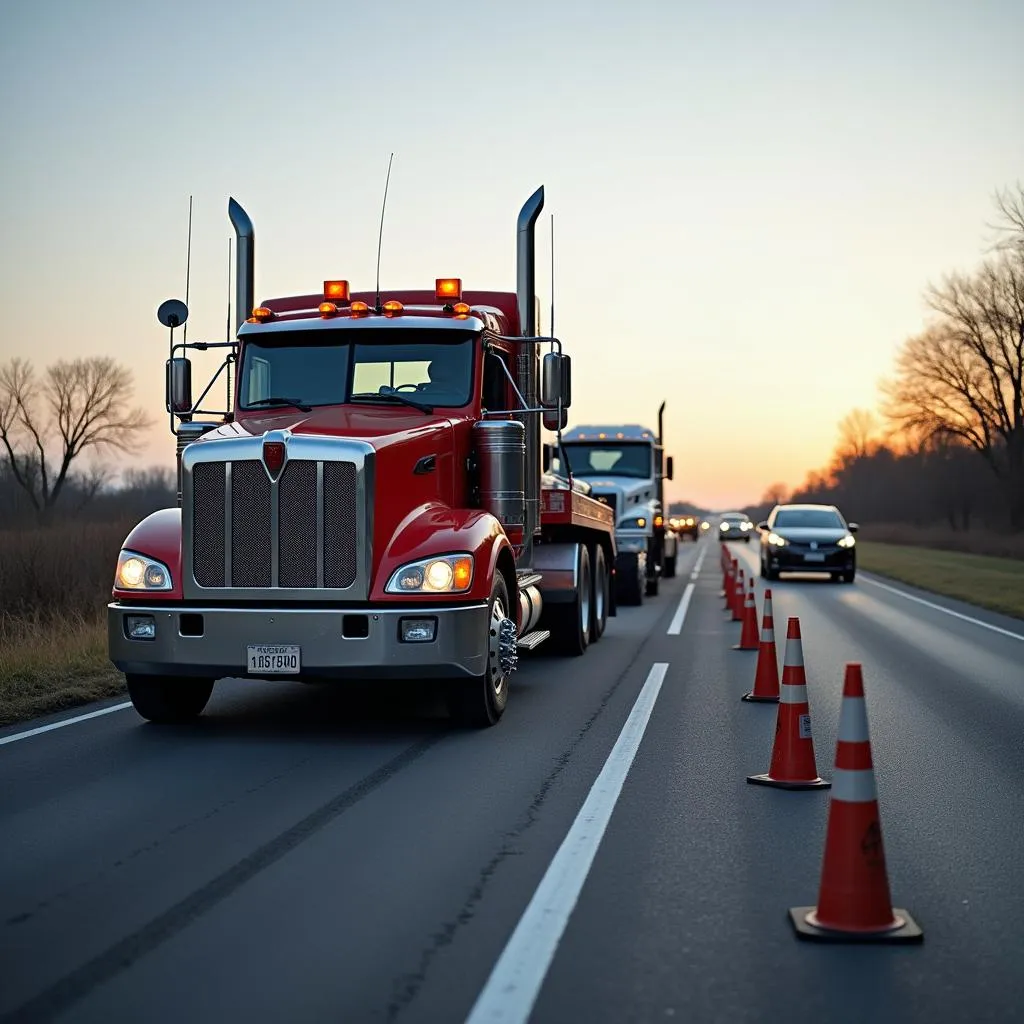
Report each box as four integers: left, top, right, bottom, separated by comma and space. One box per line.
350, 300, 370, 318
324, 280, 350, 302
436, 278, 462, 302
382, 300, 404, 317
319, 302, 338, 317
248, 306, 274, 323
452, 301, 471, 318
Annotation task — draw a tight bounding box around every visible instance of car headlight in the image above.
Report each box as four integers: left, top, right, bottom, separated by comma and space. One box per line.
741, 521, 753, 531
115, 551, 173, 591
386, 554, 474, 594
619, 516, 648, 530
719, 522, 729, 531
837, 535, 856, 549
767, 533, 788, 547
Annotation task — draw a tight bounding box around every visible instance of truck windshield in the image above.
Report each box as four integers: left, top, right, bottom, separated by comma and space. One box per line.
560, 443, 652, 479
238, 329, 476, 411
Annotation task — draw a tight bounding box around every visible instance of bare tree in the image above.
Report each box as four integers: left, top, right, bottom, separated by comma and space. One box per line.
760, 482, 789, 505
0, 356, 151, 522
988, 183, 1024, 258
835, 408, 879, 463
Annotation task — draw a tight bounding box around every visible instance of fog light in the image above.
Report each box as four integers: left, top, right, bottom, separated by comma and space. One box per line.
400, 618, 436, 643
126, 614, 156, 640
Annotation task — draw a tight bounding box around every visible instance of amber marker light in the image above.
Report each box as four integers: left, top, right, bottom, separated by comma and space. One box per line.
350, 300, 370, 317
248, 306, 274, 323
319, 302, 338, 317
324, 280, 350, 302
382, 300, 404, 317
452, 557, 473, 590
435, 278, 462, 301
452, 301, 471, 318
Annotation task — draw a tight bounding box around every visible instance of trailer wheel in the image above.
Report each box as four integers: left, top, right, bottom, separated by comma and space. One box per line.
615, 553, 644, 607
663, 554, 677, 578
447, 574, 512, 728
126, 675, 214, 723
645, 572, 660, 597
590, 544, 609, 642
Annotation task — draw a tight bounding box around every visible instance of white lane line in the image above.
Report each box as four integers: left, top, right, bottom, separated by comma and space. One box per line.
0, 702, 133, 747
465, 662, 671, 1024
860, 574, 1024, 643
667, 583, 696, 636
690, 544, 708, 581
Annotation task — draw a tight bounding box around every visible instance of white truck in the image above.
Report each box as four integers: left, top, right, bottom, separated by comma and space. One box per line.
557, 403, 676, 604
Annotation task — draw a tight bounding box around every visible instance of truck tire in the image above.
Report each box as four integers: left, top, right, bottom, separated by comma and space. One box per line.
447, 574, 513, 728
590, 544, 609, 642
616, 553, 644, 607
550, 544, 592, 656
663, 554, 677, 578
645, 570, 660, 597
126, 675, 214, 723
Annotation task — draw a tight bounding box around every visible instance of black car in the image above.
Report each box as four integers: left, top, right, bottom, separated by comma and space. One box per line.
758, 503, 858, 582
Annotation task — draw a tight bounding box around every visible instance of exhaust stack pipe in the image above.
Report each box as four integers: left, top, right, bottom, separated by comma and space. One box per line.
658, 401, 666, 445
516, 186, 545, 568
228, 198, 254, 334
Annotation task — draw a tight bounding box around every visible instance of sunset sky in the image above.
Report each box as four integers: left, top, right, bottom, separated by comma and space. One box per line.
2, 0, 1022, 510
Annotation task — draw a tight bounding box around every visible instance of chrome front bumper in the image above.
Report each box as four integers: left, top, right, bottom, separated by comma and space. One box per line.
108, 602, 490, 681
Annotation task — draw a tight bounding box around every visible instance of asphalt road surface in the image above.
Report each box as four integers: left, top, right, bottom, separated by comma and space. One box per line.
2, 538, 1023, 1023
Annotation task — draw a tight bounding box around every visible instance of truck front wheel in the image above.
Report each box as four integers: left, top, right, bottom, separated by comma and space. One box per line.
126, 675, 214, 723
447, 574, 513, 728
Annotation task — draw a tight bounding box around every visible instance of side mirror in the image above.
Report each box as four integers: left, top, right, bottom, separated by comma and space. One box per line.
757, 521, 769, 531
166, 357, 193, 415
541, 352, 572, 409
848, 522, 859, 533
665, 456, 674, 481
542, 443, 555, 473
542, 408, 568, 431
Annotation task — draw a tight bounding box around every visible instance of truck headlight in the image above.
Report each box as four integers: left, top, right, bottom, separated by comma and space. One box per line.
619, 516, 648, 530
386, 554, 474, 594
115, 551, 173, 591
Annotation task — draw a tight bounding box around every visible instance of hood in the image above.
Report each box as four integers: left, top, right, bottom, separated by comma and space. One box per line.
585, 476, 657, 520
773, 526, 849, 543
201, 406, 456, 453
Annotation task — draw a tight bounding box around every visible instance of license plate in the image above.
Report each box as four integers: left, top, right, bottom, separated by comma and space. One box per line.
247, 644, 301, 674
804, 553, 826, 563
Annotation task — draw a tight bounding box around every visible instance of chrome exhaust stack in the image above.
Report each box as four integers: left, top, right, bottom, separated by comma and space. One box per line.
228, 198, 254, 333
516, 185, 544, 568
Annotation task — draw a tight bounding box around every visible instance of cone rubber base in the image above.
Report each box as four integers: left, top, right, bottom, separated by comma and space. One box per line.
741, 692, 780, 703
789, 907, 923, 943
747, 773, 831, 790
732, 643, 758, 651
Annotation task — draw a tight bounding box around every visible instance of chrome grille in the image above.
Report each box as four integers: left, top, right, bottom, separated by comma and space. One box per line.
324, 462, 357, 588
190, 456, 361, 592
594, 493, 617, 519
231, 461, 272, 587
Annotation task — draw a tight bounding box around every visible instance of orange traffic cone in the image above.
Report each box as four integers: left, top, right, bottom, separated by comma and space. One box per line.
730, 567, 745, 621
733, 577, 759, 650
720, 547, 732, 599
742, 588, 780, 702
790, 664, 923, 942
747, 617, 829, 789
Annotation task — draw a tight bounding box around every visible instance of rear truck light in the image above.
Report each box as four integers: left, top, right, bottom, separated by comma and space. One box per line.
125, 614, 156, 640
385, 554, 474, 594
115, 551, 173, 591
400, 618, 437, 643
324, 280, 350, 302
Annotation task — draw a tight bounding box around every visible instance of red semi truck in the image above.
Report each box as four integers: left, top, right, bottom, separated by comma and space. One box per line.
108, 187, 616, 727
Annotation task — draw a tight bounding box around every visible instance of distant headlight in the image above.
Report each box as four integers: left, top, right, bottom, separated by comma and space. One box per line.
115, 551, 172, 591
719, 522, 730, 531
837, 535, 856, 548
767, 533, 788, 547
741, 521, 753, 530
386, 554, 474, 594
620, 516, 648, 530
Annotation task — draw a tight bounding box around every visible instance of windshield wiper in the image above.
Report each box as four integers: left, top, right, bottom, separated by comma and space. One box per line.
350, 392, 434, 414
245, 396, 313, 412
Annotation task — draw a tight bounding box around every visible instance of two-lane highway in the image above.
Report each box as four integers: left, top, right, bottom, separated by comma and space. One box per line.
2, 539, 1023, 1023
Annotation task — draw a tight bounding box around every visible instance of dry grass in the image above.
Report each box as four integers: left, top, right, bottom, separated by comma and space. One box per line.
0, 521, 131, 725
858, 542, 1024, 620
860, 523, 1024, 561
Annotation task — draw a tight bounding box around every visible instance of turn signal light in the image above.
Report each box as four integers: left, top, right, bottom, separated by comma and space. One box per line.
249, 306, 274, 323
324, 280, 350, 302
382, 300, 404, 317
319, 302, 338, 317
350, 300, 370, 317
436, 278, 462, 301
452, 301, 471, 318
655, 515, 664, 528
452, 556, 473, 590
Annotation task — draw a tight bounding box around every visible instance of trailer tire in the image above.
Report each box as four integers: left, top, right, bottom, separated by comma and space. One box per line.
590, 544, 609, 642
616, 553, 644, 607
663, 554, 677, 578
126, 675, 214, 723
646, 572, 660, 597
446, 574, 512, 728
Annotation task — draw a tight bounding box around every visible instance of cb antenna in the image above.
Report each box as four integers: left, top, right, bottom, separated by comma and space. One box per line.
183, 194, 193, 344
225, 236, 232, 342
549, 213, 555, 339
375, 153, 395, 313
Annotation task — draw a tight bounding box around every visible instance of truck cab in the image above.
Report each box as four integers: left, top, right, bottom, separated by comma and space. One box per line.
108, 188, 616, 729
556, 416, 676, 604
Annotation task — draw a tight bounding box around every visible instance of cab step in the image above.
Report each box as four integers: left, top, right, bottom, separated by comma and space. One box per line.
517, 629, 550, 651
516, 572, 544, 589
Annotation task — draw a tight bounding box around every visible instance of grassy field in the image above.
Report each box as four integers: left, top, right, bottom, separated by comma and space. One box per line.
858, 541, 1024, 620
